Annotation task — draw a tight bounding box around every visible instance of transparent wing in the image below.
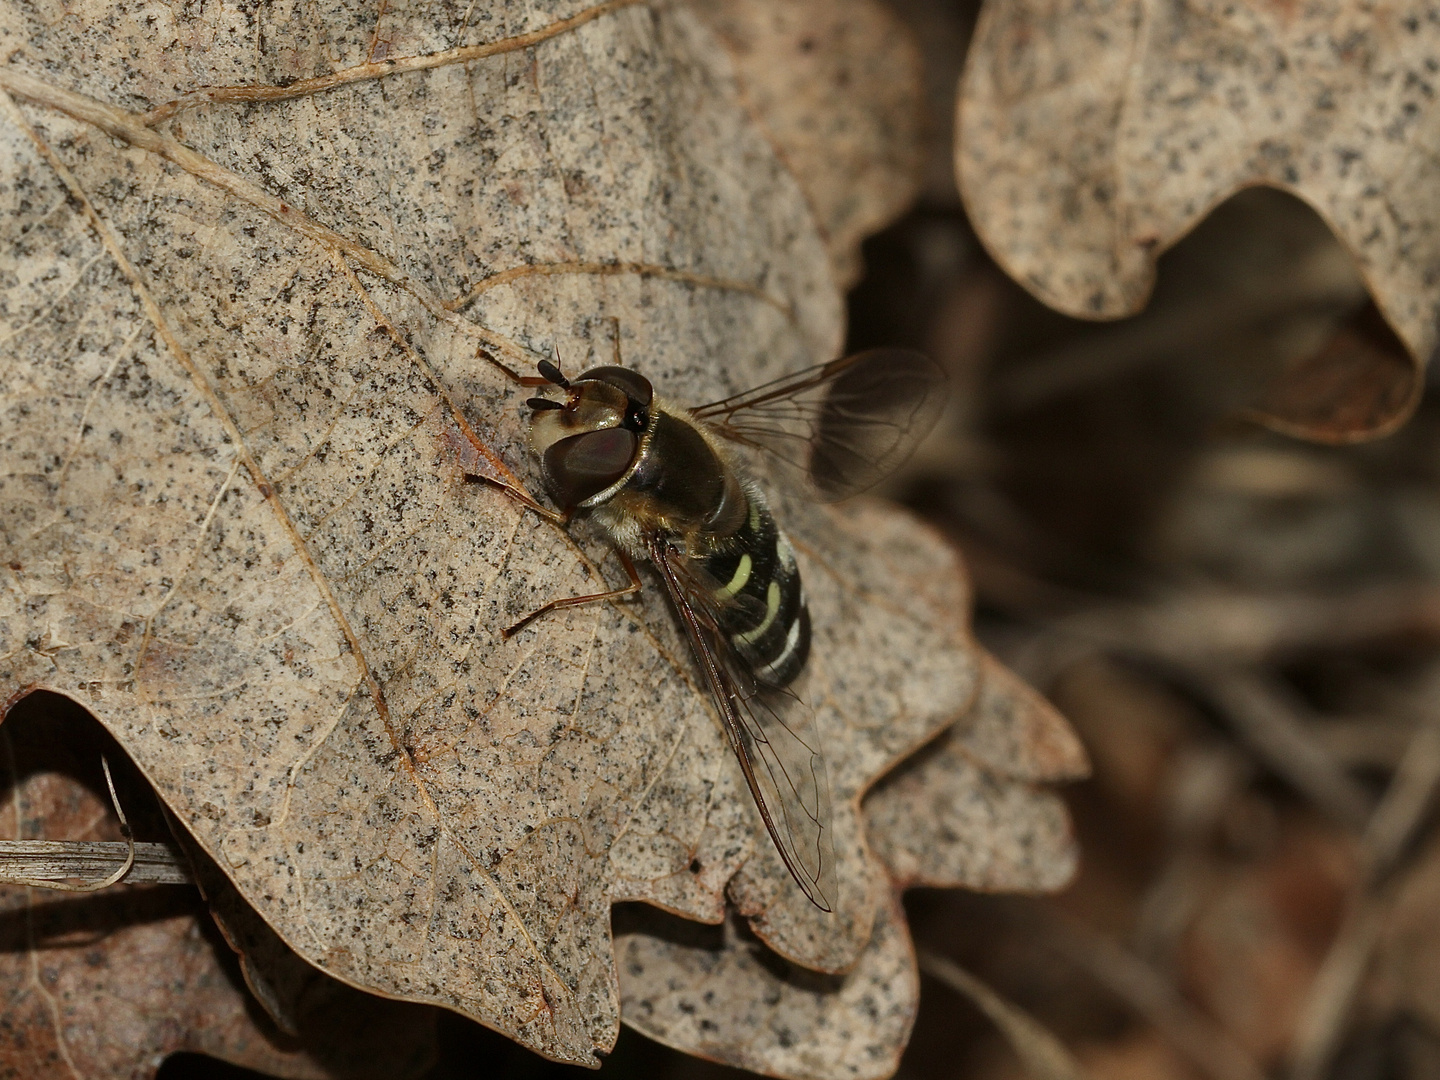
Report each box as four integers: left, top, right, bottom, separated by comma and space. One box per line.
647, 536, 837, 912
690, 348, 946, 502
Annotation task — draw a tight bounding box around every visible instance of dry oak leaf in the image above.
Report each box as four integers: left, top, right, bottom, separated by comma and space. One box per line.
173, 810, 441, 1070
692, 0, 927, 291
865, 653, 1088, 893
0, 694, 436, 1080
958, 0, 1440, 438
614, 642, 1089, 1080
0, 0, 977, 1066
618, 887, 917, 1080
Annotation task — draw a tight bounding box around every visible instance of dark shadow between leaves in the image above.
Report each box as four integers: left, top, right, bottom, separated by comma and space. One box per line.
0, 689, 176, 842
612, 901, 847, 996
613, 900, 726, 951
0, 884, 201, 952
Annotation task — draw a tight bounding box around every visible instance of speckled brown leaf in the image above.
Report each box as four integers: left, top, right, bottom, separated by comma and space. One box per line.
692, 0, 926, 289
0, 695, 435, 1080
958, 0, 1440, 437
617, 886, 917, 1080
865, 654, 1088, 892
614, 629, 1085, 1080
0, 0, 978, 1065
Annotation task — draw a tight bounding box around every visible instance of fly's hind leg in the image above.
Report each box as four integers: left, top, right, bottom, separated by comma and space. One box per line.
502, 549, 643, 639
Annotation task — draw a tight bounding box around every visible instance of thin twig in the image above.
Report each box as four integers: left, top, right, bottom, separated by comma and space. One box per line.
1287, 701, 1440, 1080
1205, 671, 1374, 830
1046, 916, 1268, 1080
919, 950, 1093, 1080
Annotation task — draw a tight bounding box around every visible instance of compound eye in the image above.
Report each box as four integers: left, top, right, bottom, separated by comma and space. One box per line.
543, 427, 638, 508
578, 366, 654, 408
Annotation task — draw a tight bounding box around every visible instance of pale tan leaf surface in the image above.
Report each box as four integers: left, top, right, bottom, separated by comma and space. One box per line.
0, 0, 978, 1064
691, 0, 927, 290
617, 885, 917, 1080
950, 656, 1090, 785
0, 692, 436, 1080
174, 816, 443, 1065
958, 0, 1440, 437
865, 654, 1086, 892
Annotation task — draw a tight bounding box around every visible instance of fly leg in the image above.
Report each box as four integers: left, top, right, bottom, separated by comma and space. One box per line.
470, 329, 641, 636
608, 316, 624, 367
462, 342, 571, 518
476, 345, 556, 387
502, 550, 642, 638
479, 476, 571, 526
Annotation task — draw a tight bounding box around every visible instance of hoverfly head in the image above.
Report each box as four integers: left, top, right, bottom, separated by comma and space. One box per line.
526, 363, 653, 510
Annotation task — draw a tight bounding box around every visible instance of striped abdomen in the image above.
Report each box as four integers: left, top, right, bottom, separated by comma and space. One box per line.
702, 489, 811, 689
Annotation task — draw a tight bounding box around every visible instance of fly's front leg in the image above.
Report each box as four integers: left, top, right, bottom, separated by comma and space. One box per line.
608, 316, 624, 367
471, 466, 635, 637
455, 423, 569, 525
475, 345, 555, 387
479, 473, 571, 526
502, 549, 642, 639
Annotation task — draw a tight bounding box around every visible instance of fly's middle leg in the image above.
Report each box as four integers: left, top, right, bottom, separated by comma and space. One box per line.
501, 549, 642, 639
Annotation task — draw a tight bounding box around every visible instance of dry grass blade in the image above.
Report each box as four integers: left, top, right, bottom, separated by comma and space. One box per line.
0, 757, 145, 891
1362, 711, 1440, 879
1286, 902, 1387, 1080
1204, 671, 1373, 830
1047, 586, 1440, 671
1288, 700, 1440, 1080
1046, 916, 1267, 1080
0, 839, 190, 886
918, 950, 1092, 1080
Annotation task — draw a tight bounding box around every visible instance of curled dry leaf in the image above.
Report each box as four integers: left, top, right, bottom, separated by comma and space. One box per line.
0, 695, 435, 1080
691, 0, 927, 290
959, 0, 1440, 438
866, 654, 1088, 893
0, 0, 995, 1066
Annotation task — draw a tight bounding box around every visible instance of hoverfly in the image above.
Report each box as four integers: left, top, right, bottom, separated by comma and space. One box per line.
500, 348, 945, 911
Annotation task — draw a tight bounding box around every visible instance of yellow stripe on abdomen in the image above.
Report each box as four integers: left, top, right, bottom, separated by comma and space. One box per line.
734, 580, 782, 645
714, 553, 753, 598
